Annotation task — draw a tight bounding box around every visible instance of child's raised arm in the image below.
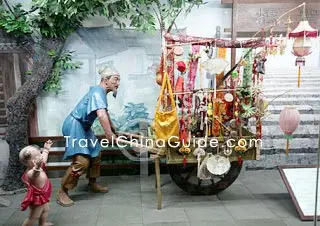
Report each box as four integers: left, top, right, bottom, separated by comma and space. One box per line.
42, 140, 53, 164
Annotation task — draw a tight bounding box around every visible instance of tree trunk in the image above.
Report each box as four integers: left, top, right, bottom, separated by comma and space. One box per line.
1, 37, 65, 191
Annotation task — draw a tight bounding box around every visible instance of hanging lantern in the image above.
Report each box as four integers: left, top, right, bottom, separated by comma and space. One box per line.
289, 5, 318, 87
176, 61, 186, 73
279, 106, 300, 156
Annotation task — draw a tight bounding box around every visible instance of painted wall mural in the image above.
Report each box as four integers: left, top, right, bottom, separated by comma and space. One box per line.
35, 3, 236, 136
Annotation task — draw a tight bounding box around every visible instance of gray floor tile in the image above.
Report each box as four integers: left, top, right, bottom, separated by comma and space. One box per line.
142, 207, 188, 224
102, 193, 142, 207
238, 219, 287, 226
0, 170, 306, 226
68, 191, 105, 206
260, 170, 283, 180
263, 199, 300, 218
2, 209, 28, 226
145, 222, 190, 226
217, 184, 255, 201
2, 201, 58, 226
141, 193, 219, 209
223, 200, 277, 220
96, 204, 142, 226
189, 220, 237, 226
0, 207, 15, 226
168, 200, 223, 208
244, 180, 286, 194
185, 206, 234, 222
3, 193, 26, 209
284, 217, 316, 226
54, 204, 100, 225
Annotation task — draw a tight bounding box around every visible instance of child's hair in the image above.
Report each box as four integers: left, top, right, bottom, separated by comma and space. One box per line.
19, 145, 39, 166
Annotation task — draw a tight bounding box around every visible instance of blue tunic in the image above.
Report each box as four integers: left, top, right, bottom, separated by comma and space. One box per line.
62, 86, 108, 160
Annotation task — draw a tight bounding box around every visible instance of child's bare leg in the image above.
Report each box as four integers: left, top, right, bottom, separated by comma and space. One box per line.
22, 205, 43, 226
39, 203, 54, 226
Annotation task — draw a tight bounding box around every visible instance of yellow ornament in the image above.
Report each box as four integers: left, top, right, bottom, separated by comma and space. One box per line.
207, 103, 213, 117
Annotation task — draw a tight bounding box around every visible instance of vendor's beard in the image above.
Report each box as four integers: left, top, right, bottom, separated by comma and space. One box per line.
112, 89, 117, 98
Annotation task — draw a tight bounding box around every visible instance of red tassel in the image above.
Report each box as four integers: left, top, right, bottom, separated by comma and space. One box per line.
183, 155, 187, 167
237, 155, 243, 166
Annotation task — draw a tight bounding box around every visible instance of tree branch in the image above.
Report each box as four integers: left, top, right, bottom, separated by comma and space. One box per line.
167, 7, 183, 33
152, 6, 161, 27
3, 0, 15, 17
155, 0, 164, 30
21, 7, 39, 16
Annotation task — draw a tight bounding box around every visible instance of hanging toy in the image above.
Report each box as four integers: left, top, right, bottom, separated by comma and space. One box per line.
175, 61, 186, 104
279, 106, 300, 156
288, 5, 318, 88
174, 46, 184, 56
193, 147, 206, 178
199, 93, 206, 134
256, 117, 262, 139
176, 61, 187, 73
237, 155, 243, 166
179, 94, 188, 145
234, 139, 247, 166
156, 54, 165, 86
178, 146, 191, 167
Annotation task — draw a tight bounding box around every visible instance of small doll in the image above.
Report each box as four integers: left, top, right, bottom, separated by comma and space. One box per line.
19, 140, 54, 226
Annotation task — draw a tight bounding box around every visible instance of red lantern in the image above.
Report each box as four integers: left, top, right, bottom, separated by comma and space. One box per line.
279, 106, 300, 156
289, 5, 318, 87
176, 61, 186, 73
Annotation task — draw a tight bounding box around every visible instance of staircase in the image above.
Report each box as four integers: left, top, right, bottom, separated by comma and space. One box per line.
246, 67, 320, 169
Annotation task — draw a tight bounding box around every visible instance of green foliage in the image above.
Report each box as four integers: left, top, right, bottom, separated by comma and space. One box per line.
31, 0, 131, 38
0, 0, 203, 92
126, 0, 204, 32
0, 4, 32, 36
1, 0, 203, 38
43, 50, 82, 93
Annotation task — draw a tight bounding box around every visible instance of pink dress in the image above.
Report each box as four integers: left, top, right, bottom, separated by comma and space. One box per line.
20, 163, 52, 211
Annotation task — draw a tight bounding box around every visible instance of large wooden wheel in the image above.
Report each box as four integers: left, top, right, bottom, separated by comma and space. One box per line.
167, 161, 242, 195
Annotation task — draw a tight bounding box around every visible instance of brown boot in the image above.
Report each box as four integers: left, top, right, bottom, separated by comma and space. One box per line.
89, 183, 108, 193
56, 188, 74, 207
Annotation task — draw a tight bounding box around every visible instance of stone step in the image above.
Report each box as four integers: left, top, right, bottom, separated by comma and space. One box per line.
258, 148, 318, 155
261, 88, 320, 94
265, 97, 320, 106
261, 113, 320, 123
264, 69, 320, 77
244, 153, 318, 170
259, 120, 319, 126
267, 105, 320, 114
250, 124, 319, 138
264, 93, 320, 98
263, 82, 320, 87
263, 73, 320, 79
258, 137, 319, 150
262, 83, 320, 93
263, 76, 320, 81
266, 68, 320, 74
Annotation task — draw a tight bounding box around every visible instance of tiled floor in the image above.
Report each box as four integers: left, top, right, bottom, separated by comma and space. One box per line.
0, 170, 317, 226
